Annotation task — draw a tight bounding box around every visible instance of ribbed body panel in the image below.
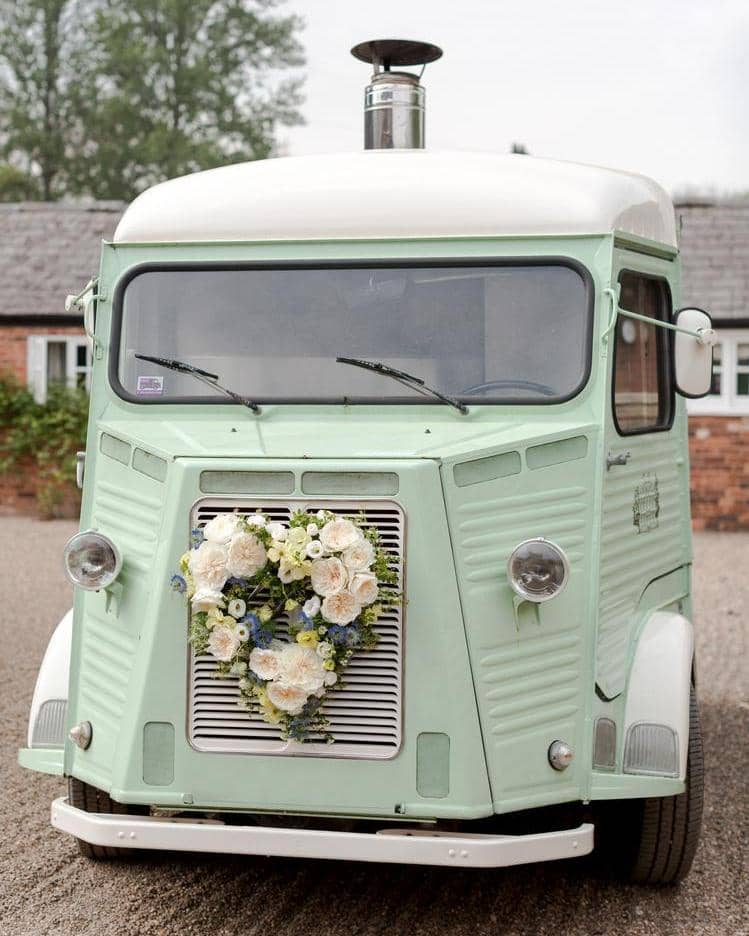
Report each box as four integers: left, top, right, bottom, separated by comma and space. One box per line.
188, 498, 404, 759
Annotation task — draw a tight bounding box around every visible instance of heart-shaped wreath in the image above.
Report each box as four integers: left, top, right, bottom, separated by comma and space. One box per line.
171, 509, 399, 742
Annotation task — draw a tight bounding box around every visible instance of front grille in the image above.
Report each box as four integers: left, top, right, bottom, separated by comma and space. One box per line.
188, 497, 405, 759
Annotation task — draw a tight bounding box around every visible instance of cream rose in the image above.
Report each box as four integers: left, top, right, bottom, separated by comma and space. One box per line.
321, 589, 361, 625
310, 557, 347, 596
319, 518, 361, 552
276, 644, 326, 694
207, 624, 241, 662
190, 587, 226, 613
226, 532, 267, 578
342, 538, 375, 572
245, 514, 267, 529
189, 541, 229, 590
249, 647, 281, 681
349, 572, 379, 606
202, 513, 239, 545
266, 522, 287, 542
266, 682, 308, 715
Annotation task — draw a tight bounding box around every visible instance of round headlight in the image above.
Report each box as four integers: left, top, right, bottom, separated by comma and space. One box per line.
507, 538, 569, 603
63, 531, 121, 591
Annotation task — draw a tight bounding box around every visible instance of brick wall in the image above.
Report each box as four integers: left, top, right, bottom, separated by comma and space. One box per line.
0, 323, 85, 383
688, 415, 749, 530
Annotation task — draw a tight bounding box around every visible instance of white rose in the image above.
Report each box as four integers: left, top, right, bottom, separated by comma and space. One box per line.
226, 532, 267, 578
342, 538, 375, 572
245, 514, 267, 528
189, 541, 229, 590
323, 671, 338, 687
266, 522, 287, 541
310, 557, 348, 596
276, 643, 326, 694
306, 523, 319, 536
319, 518, 361, 552
305, 540, 324, 559
227, 598, 246, 619
321, 589, 361, 625
202, 514, 239, 545
207, 624, 241, 662
191, 587, 226, 613
316, 640, 334, 659
303, 595, 321, 618
349, 572, 379, 606
266, 682, 308, 715
249, 647, 281, 681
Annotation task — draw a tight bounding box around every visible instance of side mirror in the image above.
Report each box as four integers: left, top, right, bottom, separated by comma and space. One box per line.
674, 307, 715, 398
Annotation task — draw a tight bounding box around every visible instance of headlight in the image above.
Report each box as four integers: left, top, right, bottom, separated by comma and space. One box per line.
63, 531, 122, 591
507, 538, 569, 603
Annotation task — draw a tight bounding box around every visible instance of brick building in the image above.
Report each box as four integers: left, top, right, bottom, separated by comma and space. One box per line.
678, 199, 749, 530
0, 202, 122, 400
0, 198, 746, 527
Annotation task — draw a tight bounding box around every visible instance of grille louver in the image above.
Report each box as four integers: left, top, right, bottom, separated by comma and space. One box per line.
188, 498, 404, 759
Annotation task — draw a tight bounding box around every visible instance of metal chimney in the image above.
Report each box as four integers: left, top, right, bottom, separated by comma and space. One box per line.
351, 39, 443, 150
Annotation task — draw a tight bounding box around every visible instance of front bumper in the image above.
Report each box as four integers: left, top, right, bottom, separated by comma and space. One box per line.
51, 797, 593, 868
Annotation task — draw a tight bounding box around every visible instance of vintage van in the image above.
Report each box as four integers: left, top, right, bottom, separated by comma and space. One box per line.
19, 41, 714, 883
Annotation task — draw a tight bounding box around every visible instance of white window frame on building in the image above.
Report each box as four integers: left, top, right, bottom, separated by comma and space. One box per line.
27, 334, 92, 404
687, 328, 749, 416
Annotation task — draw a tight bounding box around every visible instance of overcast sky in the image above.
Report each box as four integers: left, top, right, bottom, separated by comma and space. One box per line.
281, 0, 748, 196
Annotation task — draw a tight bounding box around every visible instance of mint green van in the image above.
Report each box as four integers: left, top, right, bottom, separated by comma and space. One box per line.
19, 41, 715, 883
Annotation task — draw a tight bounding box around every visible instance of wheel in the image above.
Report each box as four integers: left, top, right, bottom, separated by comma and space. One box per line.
598, 688, 704, 885
68, 777, 147, 859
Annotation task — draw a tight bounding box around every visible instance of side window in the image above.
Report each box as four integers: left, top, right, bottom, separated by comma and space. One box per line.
613, 272, 673, 434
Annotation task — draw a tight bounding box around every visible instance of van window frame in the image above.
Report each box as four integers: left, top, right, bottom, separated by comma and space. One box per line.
109, 257, 595, 408
611, 269, 675, 437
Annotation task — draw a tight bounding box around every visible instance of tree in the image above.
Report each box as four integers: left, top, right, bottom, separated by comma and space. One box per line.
0, 0, 305, 201
70, 0, 305, 200
0, 0, 90, 199
0, 164, 41, 201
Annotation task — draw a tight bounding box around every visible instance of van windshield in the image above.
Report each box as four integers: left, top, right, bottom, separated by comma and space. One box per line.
114, 263, 591, 404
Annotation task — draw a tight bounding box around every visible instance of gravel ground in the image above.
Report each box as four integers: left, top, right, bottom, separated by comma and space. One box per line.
0, 517, 746, 936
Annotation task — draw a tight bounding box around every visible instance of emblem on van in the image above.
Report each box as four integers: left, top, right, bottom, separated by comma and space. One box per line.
633, 473, 660, 533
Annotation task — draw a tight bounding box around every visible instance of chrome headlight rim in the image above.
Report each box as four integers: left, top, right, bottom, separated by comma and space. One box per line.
63, 530, 122, 591
506, 537, 570, 603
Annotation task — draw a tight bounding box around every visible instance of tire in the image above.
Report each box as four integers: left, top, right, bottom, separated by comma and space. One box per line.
601, 687, 704, 885
68, 777, 147, 860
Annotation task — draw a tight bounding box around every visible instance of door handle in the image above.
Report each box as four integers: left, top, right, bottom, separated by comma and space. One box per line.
606, 450, 631, 470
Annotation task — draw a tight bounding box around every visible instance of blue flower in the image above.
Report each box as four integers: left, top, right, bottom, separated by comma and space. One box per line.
226, 576, 250, 589
170, 574, 187, 594
190, 527, 205, 547
327, 625, 361, 648
242, 613, 273, 649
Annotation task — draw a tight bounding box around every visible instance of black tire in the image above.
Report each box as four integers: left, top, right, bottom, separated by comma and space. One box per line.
601, 688, 704, 885
68, 777, 146, 860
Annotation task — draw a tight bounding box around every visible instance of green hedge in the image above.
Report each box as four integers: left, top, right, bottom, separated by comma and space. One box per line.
0, 375, 89, 517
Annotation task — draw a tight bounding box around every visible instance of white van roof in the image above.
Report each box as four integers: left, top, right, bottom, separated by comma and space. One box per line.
113, 150, 677, 248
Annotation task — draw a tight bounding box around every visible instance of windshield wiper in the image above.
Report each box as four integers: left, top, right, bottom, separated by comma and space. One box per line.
134, 354, 261, 414
335, 357, 468, 415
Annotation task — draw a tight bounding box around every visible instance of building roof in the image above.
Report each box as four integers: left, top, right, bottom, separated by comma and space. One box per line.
113, 150, 677, 247
0, 202, 123, 319
676, 200, 749, 321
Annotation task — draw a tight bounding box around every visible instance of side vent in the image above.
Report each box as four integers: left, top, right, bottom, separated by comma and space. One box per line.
100, 433, 131, 465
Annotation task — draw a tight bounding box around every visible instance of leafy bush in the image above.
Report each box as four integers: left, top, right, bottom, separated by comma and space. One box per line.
0, 375, 89, 517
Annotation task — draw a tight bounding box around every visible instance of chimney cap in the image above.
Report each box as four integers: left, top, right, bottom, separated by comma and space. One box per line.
351, 39, 443, 69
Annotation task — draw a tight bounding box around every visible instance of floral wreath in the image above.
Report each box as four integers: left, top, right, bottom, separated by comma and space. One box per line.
171, 509, 398, 742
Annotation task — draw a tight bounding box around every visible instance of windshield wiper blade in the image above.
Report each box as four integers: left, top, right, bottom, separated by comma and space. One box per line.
335, 356, 468, 415
134, 354, 261, 414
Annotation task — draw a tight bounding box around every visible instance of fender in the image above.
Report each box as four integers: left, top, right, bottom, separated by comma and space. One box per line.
19, 610, 72, 773
623, 611, 693, 781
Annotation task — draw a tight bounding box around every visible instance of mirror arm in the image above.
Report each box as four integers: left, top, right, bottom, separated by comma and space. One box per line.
615, 306, 716, 344
601, 286, 620, 342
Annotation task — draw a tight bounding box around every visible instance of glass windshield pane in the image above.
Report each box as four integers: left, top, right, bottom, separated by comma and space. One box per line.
116, 264, 590, 403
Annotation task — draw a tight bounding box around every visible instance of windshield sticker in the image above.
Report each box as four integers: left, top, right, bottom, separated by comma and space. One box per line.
137, 375, 164, 396
633, 473, 660, 533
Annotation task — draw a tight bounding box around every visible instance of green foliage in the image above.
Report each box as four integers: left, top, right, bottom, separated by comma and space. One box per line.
0, 0, 305, 202
0, 375, 88, 516
0, 163, 41, 201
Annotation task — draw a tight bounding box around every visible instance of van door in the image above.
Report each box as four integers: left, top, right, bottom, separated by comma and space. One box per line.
596, 265, 692, 700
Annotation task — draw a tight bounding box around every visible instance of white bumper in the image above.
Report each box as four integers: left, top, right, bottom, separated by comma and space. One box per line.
51, 798, 593, 868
